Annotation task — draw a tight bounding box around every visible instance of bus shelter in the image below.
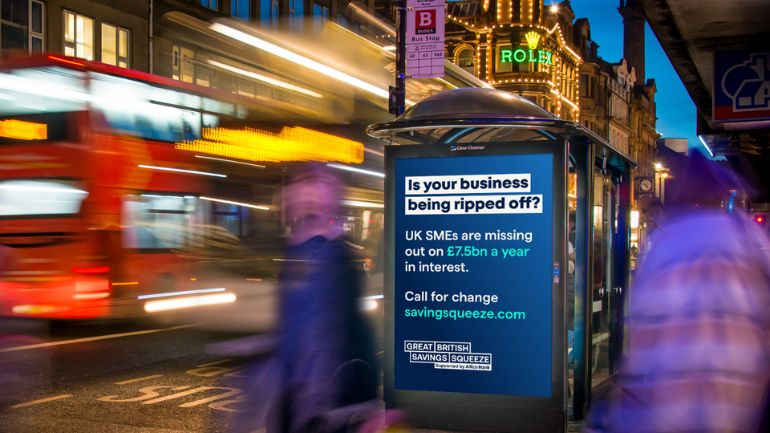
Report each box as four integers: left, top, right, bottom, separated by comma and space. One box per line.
367, 88, 635, 432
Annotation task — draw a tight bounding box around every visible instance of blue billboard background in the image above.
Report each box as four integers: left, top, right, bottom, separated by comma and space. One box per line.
394, 153, 553, 397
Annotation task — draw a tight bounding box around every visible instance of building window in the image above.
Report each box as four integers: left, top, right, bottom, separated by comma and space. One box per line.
0, 0, 45, 53
289, 0, 304, 31
1, 0, 27, 51
172, 45, 196, 84
122, 195, 198, 250
260, 0, 280, 27
200, 0, 219, 11
101, 23, 130, 68
231, 0, 249, 20
272, 0, 279, 23
64, 10, 94, 60
512, 0, 521, 21
29, 0, 44, 53
455, 48, 474, 75
313, 1, 329, 30
495, 44, 512, 74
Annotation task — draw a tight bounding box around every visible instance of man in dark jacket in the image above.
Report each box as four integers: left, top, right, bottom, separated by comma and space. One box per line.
260, 164, 377, 433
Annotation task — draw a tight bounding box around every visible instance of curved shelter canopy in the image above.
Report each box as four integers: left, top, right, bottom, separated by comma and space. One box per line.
368, 87, 635, 172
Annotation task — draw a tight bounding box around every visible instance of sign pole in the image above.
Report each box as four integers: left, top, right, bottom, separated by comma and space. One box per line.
390, 0, 407, 116
390, 0, 445, 116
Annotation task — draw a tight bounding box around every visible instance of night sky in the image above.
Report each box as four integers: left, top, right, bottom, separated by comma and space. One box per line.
560, 0, 699, 150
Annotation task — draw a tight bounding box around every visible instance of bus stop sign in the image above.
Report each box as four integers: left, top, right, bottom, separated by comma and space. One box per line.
406, 0, 444, 79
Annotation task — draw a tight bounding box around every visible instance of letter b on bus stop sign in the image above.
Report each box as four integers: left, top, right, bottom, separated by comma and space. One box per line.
416, 9, 436, 34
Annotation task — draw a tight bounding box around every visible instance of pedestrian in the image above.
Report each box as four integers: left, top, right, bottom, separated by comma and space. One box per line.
584, 152, 770, 433
232, 163, 378, 433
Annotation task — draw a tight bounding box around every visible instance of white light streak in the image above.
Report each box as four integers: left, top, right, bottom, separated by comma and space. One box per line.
362, 294, 384, 300
200, 196, 270, 210
326, 163, 385, 178
138, 287, 227, 300
194, 155, 266, 168
208, 59, 323, 99
210, 23, 389, 100
0, 183, 87, 195
342, 200, 384, 209
364, 147, 385, 157
698, 135, 714, 158
138, 164, 227, 178
144, 293, 237, 313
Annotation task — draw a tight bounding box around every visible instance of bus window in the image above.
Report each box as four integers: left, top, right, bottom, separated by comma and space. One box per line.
122, 194, 197, 250
0, 66, 87, 116
0, 179, 87, 216
212, 202, 245, 237
90, 73, 208, 143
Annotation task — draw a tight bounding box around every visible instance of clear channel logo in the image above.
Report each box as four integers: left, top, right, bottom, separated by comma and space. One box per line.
450, 144, 485, 152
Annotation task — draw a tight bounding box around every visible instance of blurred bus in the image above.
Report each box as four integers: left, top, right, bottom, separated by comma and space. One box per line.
0, 56, 259, 319
0, 35, 477, 320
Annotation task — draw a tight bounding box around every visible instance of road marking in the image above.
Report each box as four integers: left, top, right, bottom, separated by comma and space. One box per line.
115, 374, 164, 385
195, 358, 232, 367
186, 359, 243, 378
210, 394, 247, 413
97, 383, 247, 412
178, 387, 242, 407
12, 394, 73, 408
0, 324, 198, 353
99, 386, 188, 403
142, 387, 212, 405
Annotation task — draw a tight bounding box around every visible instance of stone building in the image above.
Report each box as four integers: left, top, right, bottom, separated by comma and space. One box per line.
619, 0, 658, 180
444, 0, 582, 121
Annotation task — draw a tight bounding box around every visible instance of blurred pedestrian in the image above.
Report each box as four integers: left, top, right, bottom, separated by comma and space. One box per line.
233, 163, 378, 433
585, 153, 770, 433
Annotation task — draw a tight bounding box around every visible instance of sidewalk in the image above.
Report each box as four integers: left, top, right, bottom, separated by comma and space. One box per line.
412, 418, 584, 433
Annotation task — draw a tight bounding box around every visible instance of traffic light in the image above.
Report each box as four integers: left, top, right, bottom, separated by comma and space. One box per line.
754, 214, 766, 224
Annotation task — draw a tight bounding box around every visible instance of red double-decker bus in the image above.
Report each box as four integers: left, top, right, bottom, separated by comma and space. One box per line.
0, 39, 480, 321
0, 55, 378, 320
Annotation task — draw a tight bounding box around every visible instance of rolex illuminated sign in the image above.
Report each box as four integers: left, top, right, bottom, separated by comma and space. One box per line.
500, 32, 553, 65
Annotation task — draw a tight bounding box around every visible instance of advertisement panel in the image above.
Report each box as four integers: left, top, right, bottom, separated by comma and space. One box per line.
393, 152, 554, 397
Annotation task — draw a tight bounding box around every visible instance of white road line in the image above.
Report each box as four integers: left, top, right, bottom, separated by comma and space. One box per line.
11, 394, 73, 409
115, 374, 165, 385
0, 324, 199, 353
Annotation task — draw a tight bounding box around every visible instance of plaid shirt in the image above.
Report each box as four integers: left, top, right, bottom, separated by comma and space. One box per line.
586, 210, 770, 433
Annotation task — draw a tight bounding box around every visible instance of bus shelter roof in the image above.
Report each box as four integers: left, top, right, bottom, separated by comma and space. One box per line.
367, 88, 636, 168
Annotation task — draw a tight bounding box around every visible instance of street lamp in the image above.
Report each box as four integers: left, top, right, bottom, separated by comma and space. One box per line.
549, 4, 559, 13
653, 162, 670, 204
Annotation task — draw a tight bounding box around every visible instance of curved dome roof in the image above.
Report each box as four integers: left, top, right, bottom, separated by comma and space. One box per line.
365, 88, 636, 168
399, 87, 557, 122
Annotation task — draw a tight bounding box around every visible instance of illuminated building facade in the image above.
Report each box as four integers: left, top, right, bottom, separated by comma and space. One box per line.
442, 0, 659, 262
445, 0, 582, 121
444, 0, 657, 169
